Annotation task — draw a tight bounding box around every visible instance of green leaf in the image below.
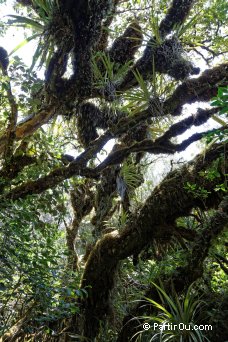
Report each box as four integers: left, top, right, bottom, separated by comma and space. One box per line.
7, 15, 44, 31
9, 34, 40, 56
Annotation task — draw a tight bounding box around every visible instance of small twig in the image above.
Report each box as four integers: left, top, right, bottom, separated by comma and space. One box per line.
192, 48, 211, 65
116, 5, 153, 14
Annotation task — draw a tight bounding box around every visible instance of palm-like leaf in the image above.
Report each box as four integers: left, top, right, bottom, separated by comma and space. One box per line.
7, 14, 44, 30
7, 0, 58, 70
92, 51, 132, 88
120, 161, 143, 192
137, 282, 210, 341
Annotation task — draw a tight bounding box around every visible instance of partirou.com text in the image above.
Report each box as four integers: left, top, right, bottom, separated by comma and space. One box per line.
142, 322, 213, 331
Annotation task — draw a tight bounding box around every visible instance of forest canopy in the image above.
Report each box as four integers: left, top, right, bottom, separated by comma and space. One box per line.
0, 0, 228, 341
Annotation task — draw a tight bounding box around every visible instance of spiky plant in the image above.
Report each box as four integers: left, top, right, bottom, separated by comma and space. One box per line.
134, 282, 210, 342
7, 0, 68, 70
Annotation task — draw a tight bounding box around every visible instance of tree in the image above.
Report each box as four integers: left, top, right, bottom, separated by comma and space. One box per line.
0, 0, 227, 341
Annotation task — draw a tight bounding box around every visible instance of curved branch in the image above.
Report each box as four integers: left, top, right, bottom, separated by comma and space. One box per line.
0, 63, 225, 160
80, 142, 227, 339
2, 108, 224, 201
159, 0, 195, 38
0, 155, 36, 192
0, 105, 55, 155
117, 36, 200, 91
117, 196, 228, 341
66, 181, 94, 271
161, 107, 218, 140
96, 0, 121, 51
96, 125, 225, 170
164, 63, 228, 116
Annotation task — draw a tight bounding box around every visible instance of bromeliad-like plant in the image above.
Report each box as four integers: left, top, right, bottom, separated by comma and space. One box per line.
7, 0, 62, 70
135, 282, 210, 342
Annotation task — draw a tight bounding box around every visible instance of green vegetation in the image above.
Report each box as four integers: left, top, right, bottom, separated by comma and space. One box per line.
0, 0, 227, 341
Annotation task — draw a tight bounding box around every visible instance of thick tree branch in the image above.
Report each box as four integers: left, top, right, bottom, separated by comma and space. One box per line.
117, 36, 200, 91
0, 105, 55, 155
161, 107, 218, 140
96, 126, 225, 170
159, 0, 195, 38
108, 20, 143, 66
59, 0, 114, 96
164, 63, 228, 116
0, 63, 225, 159
117, 196, 228, 341
0, 130, 114, 200
1, 163, 96, 201
66, 181, 94, 271
2, 111, 224, 201
80, 142, 227, 339
0, 155, 36, 192
96, 0, 121, 51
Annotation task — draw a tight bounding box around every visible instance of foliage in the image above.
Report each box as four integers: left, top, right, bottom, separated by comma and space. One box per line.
92, 52, 133, 89
120, 159, 143, 192
7, 0, 60, 69
211, 86, 228, 116
0, 0, 227, 341
136, 283, 209, 342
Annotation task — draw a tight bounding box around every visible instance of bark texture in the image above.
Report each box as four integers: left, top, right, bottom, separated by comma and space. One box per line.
80, 143, 227, 339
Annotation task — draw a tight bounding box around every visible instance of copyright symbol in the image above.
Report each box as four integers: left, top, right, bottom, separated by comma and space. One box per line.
143, 323, 150, 330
